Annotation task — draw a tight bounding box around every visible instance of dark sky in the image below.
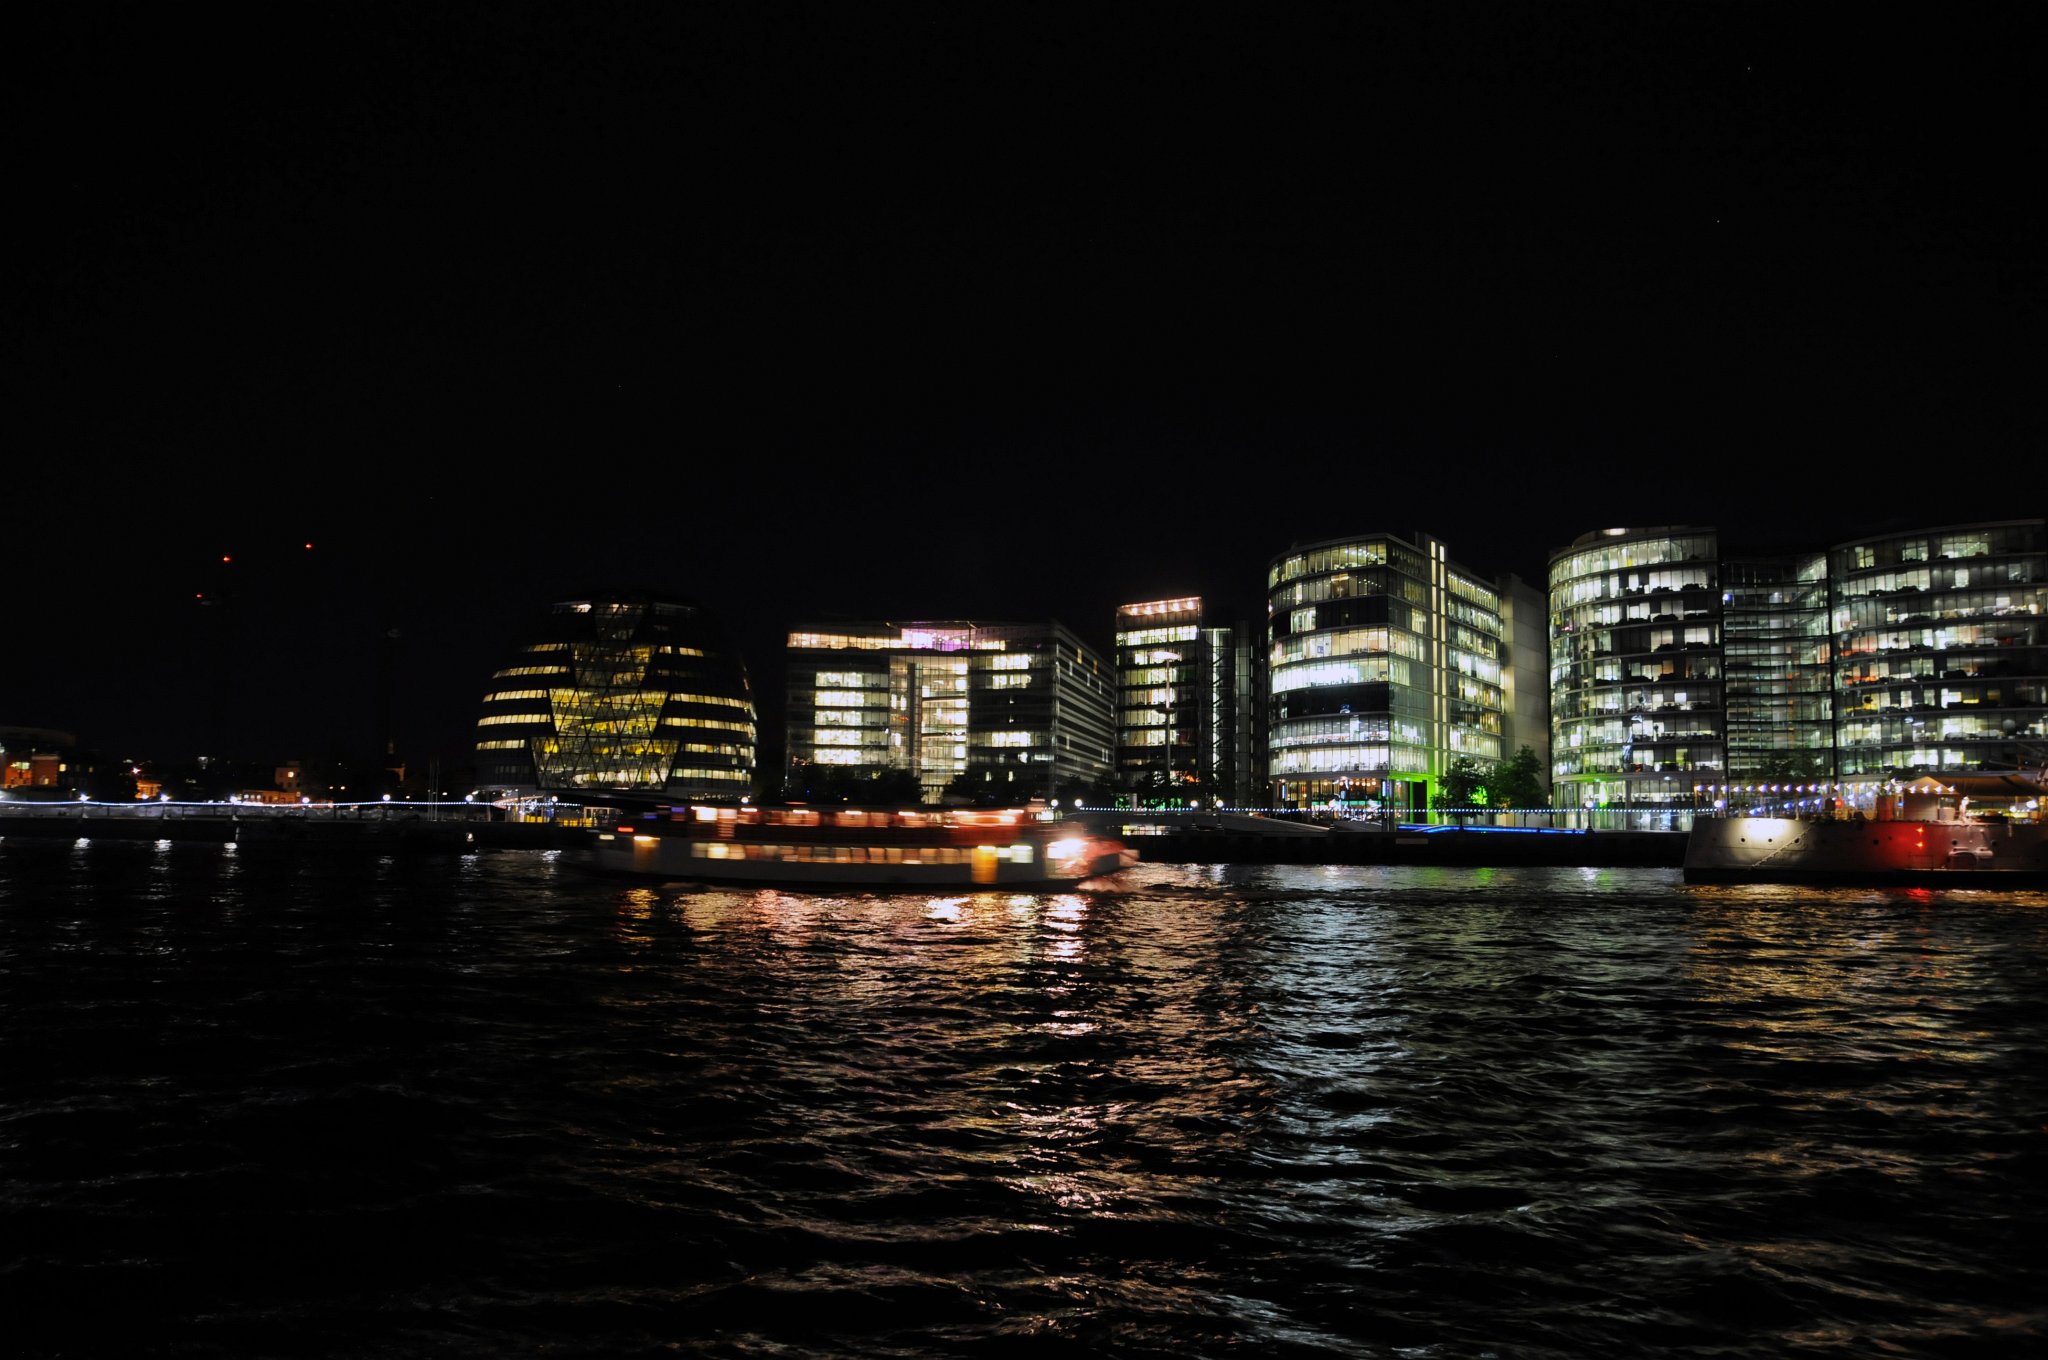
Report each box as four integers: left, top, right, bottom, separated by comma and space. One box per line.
9, 3, 2040, 774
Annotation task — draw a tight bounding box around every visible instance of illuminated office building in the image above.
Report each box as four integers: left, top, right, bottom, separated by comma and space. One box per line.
1722, 551, 1833, 781
473, 593, 757, 799
784, 621, 1115, 803
1831, 520, 2046, 776
1549, 527, 1726, 810
1266, 533, 1545, 811
1113, 597, 1262, 806
1549, 518, 2047, 807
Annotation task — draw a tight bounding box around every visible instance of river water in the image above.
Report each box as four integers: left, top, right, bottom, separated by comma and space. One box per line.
4, 838, 2044, 1358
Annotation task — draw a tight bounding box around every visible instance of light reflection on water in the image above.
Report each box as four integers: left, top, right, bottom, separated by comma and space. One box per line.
2, 845, 2045, 1358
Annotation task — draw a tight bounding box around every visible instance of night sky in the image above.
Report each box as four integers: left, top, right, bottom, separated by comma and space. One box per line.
10, 4, 2039, 776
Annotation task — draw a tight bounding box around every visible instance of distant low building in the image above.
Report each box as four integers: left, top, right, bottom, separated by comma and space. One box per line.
0, 726, 77, 791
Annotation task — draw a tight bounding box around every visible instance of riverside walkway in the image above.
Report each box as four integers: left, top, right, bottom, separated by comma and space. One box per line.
0, 800, 588, 851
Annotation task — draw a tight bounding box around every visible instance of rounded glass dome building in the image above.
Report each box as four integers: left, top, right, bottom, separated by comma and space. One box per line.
473, 592, 756, 800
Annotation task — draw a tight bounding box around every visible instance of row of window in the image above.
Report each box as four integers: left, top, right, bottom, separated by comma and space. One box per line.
1843, 526, 2040, 569
661, 718, 755, 734
1445, 574, 1499, 611
1270, 657, 1418, 695
1840, 710, 2047, 738
1111, 624, 1199, 647
495, 711, 746, 736
1270, 711, 1433, 746
1837, 564, 2040, 599
1446, 622, 1501, 658
1840, 623, 2040, 654
1553, 568, 1718, 608
1269, 541, 1390, 587
788, 630, 991, 651
1272, 627, 1427, 669
814, 690, 896, 709
1268, 744, 1446, 776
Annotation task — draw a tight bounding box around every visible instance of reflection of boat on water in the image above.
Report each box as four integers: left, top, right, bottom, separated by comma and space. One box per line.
590, 802, 1136, 888
1683, 772, 2048, 885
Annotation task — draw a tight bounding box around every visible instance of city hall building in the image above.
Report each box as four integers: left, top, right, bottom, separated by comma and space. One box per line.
472, 593, 757, 801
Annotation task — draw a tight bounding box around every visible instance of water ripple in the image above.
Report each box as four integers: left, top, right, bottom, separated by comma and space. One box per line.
4, 845, 2045, 1357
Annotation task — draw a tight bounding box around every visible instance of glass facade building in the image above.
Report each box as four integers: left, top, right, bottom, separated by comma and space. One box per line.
1113, 597, 1262, 806
1723, 551, 1833, 780
1549, 527, 1724, 810
1831, 520, 2047, 776
1267, 533, 1540, 811
1550, 519, 2048, 808
472, 594, 757, 800
784, 621, 1115, 803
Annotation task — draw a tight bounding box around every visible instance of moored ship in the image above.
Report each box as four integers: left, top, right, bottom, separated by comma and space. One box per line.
590, 802, 1136, 888
1683, 772, 2048, 885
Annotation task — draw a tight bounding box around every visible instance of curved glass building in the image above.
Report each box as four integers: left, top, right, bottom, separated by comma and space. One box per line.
1548, 527, 1724, 810
1267, 532, 1544, 812
473, 593, 757, 799
1549, 518, 2047, 811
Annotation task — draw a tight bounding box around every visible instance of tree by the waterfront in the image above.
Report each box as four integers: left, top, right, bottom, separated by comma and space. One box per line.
1431, 756, 1489, 818
1489, 745, 1549, 809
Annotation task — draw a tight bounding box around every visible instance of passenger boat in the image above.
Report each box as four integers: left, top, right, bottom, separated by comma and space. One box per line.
590, 802, 1137, 888
1683, 772, 2048, 885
